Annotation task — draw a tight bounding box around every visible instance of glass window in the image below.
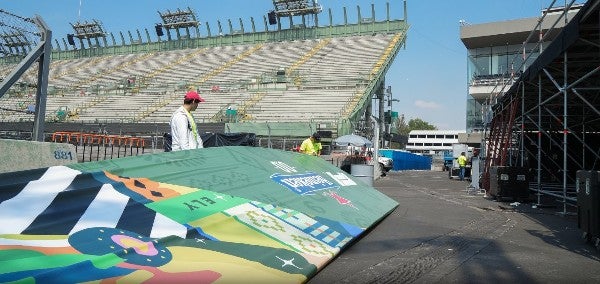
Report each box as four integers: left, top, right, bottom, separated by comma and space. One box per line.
466, 98, 484, 132
495, 54, 510, 75
470, 55, 490, 77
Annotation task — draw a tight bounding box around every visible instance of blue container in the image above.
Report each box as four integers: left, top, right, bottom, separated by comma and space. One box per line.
379, 150, 432, 171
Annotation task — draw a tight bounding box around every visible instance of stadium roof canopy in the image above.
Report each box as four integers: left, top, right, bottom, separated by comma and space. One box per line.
460, 5, 583, 49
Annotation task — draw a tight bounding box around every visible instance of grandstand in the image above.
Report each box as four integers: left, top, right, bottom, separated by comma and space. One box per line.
0, 1, 409, 148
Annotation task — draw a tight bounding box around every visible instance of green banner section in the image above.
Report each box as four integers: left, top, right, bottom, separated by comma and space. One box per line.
70, 146, 398, 228
1, 146, 398, 283
147, 189, 248, 223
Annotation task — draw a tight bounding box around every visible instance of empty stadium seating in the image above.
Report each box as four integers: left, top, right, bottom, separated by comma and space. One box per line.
0, 33, 401, 134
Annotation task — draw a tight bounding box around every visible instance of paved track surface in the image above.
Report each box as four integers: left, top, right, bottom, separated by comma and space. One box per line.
309, 170, 600, 284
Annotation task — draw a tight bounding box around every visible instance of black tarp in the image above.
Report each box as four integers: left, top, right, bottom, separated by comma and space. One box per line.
201, 132, 256, 147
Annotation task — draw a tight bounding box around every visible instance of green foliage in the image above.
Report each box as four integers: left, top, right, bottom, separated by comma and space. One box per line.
394, 117, 437, 136
407, 118, 437, 131
395, 116, 410, 136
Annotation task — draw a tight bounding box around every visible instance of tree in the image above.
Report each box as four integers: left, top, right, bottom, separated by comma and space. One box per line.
394, 117, 437, 136
387, 116, 437, 149
394, 115, 410, 136
407, 118, 437, 131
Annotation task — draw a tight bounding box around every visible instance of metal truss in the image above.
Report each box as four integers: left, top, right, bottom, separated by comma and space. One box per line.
483, 0, 600, 214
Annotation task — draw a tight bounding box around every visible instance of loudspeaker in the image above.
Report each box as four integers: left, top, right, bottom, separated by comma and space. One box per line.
577, 170, 600, 243
67, 34, 75, 45
489, 166, 529, 201
268, 11, 277, 25
155, 24, 164, 37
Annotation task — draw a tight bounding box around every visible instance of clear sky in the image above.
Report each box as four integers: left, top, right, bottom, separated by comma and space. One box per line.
2, 0, 587, 130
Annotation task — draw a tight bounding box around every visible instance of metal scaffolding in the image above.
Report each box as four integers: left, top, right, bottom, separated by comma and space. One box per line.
483, 0, 600, 214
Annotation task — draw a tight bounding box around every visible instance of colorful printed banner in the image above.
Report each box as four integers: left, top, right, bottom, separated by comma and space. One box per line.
0, 146, 398, 283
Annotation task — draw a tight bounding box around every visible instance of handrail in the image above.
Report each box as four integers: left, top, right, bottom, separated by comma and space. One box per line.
286, 38, 331, 76
343, 31, 407, 125
485, 0, 578, 106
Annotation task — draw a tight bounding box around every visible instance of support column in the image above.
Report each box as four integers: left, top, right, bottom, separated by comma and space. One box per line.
561, 50, 568, 215
537, 74, 542, 206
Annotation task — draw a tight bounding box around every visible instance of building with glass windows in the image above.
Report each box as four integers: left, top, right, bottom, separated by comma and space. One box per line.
405, 130, 464, 155
459, 5, 582, 133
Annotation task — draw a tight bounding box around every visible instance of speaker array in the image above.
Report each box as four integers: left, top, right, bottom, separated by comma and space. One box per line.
268, 11, 277, 25
155, 24, 164, 37
67, 34, 75, 45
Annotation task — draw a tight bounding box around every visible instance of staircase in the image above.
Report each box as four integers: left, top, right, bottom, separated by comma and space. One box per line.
482, 98, 519, 192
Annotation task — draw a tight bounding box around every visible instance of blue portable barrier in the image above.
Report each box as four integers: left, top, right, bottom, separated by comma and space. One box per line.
379, 149, 432, 171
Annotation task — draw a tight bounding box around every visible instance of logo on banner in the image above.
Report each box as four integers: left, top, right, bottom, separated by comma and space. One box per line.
271, 172, 337, 195
270, 161, 297, 173
323, 190, 358, 210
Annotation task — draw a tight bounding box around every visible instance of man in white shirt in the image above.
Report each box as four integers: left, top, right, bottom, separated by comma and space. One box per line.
169, 91, 205, 151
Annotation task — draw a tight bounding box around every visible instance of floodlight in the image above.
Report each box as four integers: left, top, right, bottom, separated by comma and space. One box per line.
158, 7, 199, 29
271, 0, 322, 17
0, 9, 40, 57
70, 19, 106, 40
0, 32, 31, 55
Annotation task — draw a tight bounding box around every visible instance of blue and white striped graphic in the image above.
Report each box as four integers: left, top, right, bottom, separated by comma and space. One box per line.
0, 166, 188, 239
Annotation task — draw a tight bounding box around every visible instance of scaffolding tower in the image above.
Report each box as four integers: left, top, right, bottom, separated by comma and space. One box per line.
482, 0, 600, 214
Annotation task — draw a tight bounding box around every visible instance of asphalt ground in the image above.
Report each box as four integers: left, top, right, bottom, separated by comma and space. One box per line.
308, 170, 600, 284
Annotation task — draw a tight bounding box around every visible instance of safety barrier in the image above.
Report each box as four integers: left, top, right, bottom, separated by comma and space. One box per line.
51, 131, 149, 162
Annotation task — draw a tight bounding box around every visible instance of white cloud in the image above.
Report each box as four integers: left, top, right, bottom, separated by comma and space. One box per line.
414, 100, 442, 109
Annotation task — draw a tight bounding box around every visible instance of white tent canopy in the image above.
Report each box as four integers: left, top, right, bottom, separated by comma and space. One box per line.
334, 134, 373, 147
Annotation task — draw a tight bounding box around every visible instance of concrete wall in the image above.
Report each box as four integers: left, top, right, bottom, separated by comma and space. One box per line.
0, 139, 77, 173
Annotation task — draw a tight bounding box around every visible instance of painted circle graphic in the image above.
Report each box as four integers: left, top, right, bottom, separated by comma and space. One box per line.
69, 227, 172, 266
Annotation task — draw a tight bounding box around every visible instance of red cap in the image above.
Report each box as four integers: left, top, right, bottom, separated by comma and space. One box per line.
184, 91, 205, 102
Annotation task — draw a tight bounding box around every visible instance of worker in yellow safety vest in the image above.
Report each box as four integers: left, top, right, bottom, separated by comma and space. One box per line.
457, 152, 468, 181
299, 132, 321, 156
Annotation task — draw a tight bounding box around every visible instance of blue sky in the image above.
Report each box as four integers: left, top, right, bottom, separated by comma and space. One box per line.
3, 0, 587, 130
